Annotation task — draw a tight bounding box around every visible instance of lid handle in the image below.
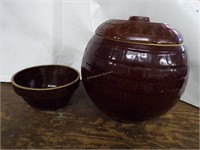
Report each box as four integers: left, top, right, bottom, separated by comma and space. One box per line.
129, 16, 150, 22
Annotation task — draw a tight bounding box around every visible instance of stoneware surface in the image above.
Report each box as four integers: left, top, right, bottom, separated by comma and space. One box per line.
11, 65, 80, 110
81, 16, 189, 121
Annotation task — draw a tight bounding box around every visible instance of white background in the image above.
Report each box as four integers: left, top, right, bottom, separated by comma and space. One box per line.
1, 0, 199, 107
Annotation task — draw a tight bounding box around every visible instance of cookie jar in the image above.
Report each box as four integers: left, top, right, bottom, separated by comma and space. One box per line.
81, 16, 189, 122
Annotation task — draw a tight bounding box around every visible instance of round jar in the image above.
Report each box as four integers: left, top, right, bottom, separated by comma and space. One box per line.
81, 16, 189, 122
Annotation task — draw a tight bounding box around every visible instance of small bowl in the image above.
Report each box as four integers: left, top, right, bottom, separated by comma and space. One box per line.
11, 65, 80, 110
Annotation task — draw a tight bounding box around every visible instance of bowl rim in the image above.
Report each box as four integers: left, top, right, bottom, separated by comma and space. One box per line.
11, 64, 80, 91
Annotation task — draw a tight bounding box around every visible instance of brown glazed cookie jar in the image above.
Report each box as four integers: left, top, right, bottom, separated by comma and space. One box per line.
81, 16, 189, 122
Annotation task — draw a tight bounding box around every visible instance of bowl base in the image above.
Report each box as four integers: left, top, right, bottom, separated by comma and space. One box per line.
23, 94, 73, 110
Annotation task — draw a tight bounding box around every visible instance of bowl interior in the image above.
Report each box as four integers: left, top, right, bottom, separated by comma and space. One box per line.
13, 65, 79, 89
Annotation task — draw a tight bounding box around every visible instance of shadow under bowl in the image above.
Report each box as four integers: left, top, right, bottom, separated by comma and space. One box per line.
11, 65, 80, 110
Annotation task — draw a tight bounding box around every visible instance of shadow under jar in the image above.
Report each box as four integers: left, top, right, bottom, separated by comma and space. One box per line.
81, 16, 189, 122
11, 65, 80, 110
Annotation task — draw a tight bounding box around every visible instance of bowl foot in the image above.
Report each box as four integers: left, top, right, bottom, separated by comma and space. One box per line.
23, 94, 73, 110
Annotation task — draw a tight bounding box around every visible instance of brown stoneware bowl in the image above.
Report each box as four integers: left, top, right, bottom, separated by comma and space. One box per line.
81, 16, 189, 122
11, 65, 80, 110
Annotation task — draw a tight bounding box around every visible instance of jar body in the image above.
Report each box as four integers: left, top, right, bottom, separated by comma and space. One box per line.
81, 35, 188, 122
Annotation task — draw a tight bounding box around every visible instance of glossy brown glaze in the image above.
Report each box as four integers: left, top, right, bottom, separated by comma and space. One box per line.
11, 65, 80, 110
81, 16, 189, 122
96, 16, 183, 44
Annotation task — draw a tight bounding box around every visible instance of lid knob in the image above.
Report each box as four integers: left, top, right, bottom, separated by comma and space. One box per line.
129, 16, 150, 22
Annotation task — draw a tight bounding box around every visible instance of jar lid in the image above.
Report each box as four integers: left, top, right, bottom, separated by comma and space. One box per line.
95, 16, 183, 45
